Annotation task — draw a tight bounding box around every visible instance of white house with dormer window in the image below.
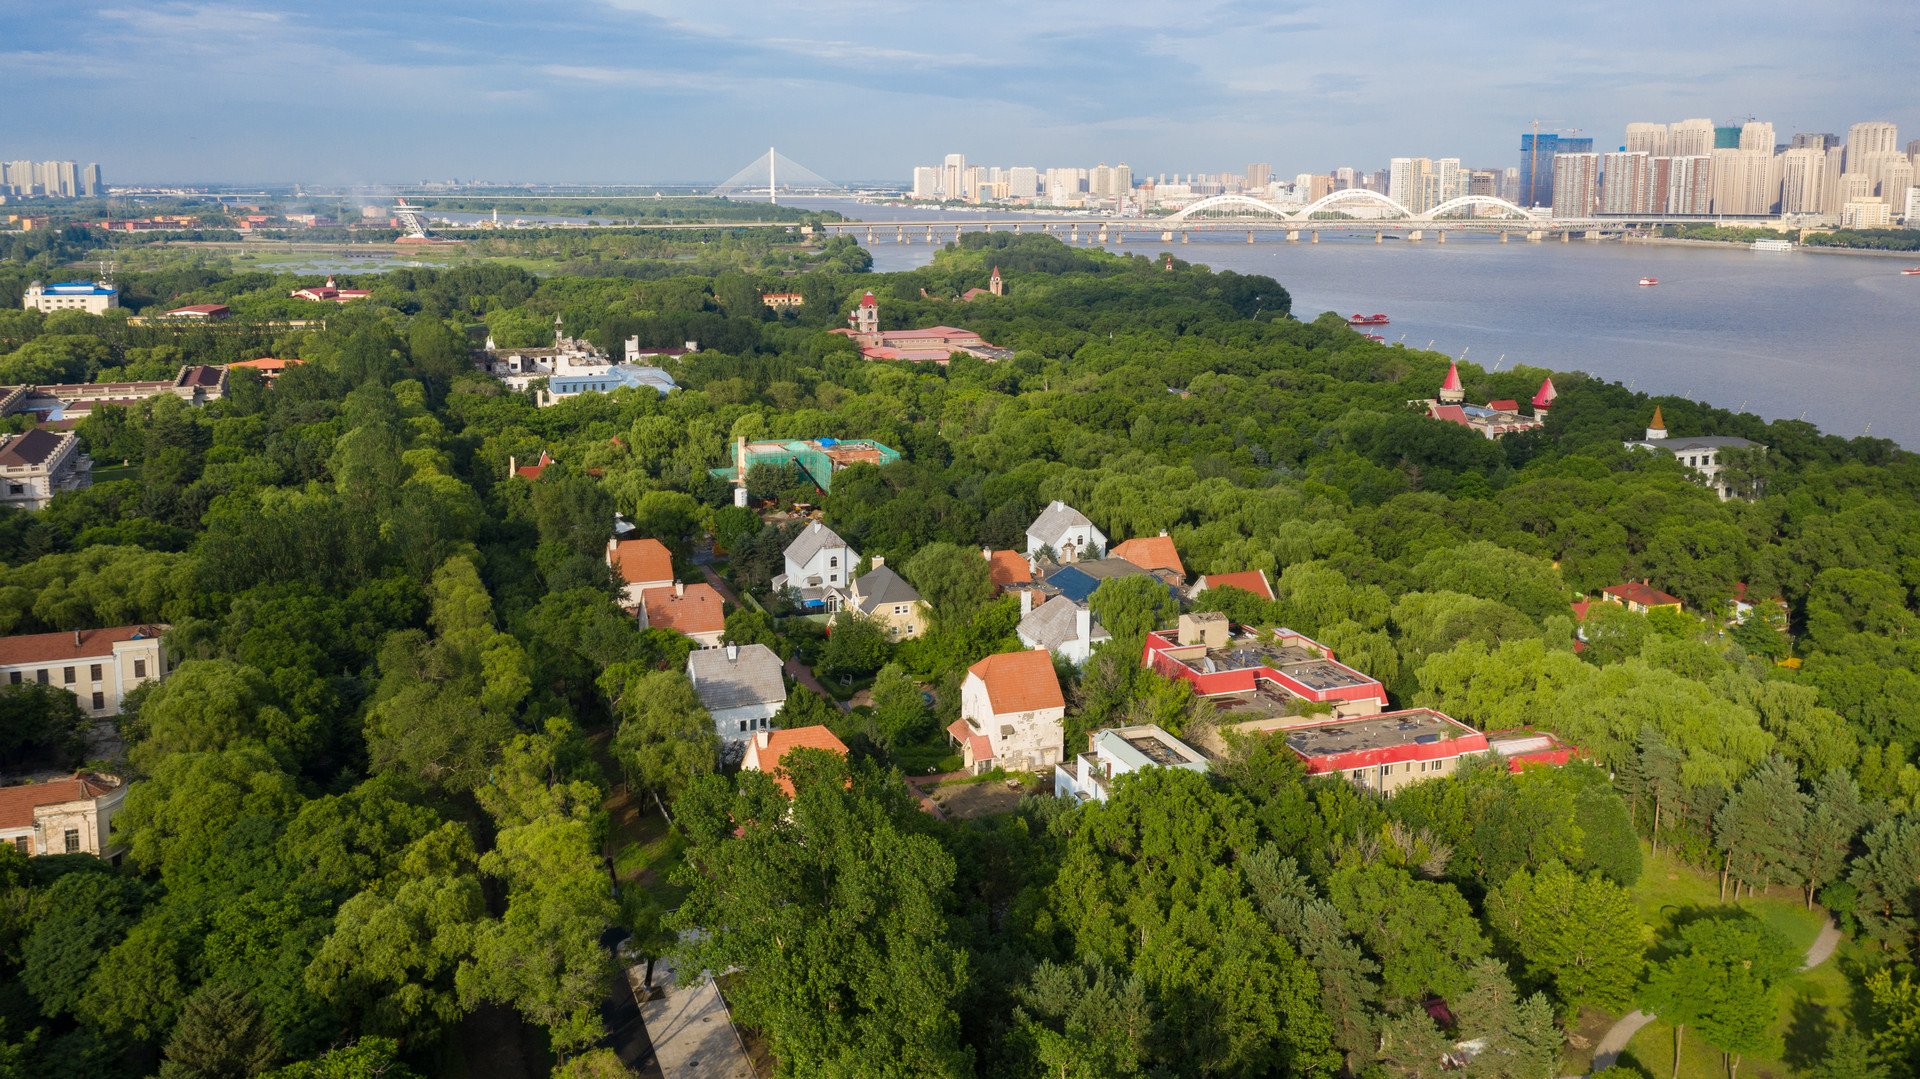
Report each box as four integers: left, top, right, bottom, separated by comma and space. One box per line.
771, 521, 858, 609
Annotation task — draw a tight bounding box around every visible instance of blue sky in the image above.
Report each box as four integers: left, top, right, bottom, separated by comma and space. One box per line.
2, 0, 1914, 185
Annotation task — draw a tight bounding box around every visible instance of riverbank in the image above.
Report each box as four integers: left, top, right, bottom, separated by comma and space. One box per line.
1622, 235, 1919, 259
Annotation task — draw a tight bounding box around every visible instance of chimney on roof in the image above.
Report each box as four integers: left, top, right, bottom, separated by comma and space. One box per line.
871, 555, 884, 568
982, 547, 991, 561
1076, 605, 1091, 644
74, 629, 81, 647
1020, 590, 1033, 616
727, 641, 738, 661
755, 730, 771, 749
1159, 529, 1168, 537
675, 581, 685, 598
508, 455, 515, 478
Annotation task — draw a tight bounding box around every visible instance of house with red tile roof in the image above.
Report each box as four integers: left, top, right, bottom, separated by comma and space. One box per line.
227, 357, 303, 381
1111, 532, 1185, 584
1190, 568, 1275, 603
640, 582, 726, 647
290, 277, 373, 303
742, 726, 849, 797
948, 649, 1065, 774
982, 549, 1033, 595
163, 303, 231, 321
0, 625, 168, 716
0, 773, 127, 859
1600, 582, 1682, 614
607, 535, 675, 607
511, 451, 554, 481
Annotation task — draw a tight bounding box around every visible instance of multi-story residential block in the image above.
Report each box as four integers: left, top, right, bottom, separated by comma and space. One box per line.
1550, 153, 1600, 217
0, 429, 91, 510
1625, 122, 1669, 157
0, 625, 168, 716
1280, 709, 1490, 794
22, 280, 118, 314
1669, 118, 1716, 157
1599, 152, 1650, 214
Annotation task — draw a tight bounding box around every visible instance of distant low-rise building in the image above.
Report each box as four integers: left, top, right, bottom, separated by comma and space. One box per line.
0, 429, 91, 509
22, 281, 118, 315
1279, 709, 1490, 794
536, 364, 678, 407
1599, 582, 1682, 615
711, 436, 901, 500
0, 366, 227, 429
761, 293, 804, 309
161, 303, 231, 321
1189, 569, 1275, 603
742, 726, 848, 797
948, 649, 1066, 774
687, 643, 788, 759
1110, 532, 1185, 584
831, 293, 1012, 363
983, 549, 1034, 595
476, 318, 615, 392
0, 773, 128, 859
1017, 593, 1110, 665
1143, 616, 1388, 719
1622, 407, 1763, 500
1417, 364, 1551, 439
227, 358, 303, 381
0, 625, 168, 716
1054, 723, 1209, 803
607, 534, 675, 608
290, 277, 373, 303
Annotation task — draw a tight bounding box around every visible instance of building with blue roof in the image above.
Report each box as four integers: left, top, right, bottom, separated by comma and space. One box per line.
23, 280, 119, 314
535, 364, 679, 407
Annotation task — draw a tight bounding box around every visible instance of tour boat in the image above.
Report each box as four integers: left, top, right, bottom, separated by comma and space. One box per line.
1363, 333, 1385, 341
1639, 277, 1658, 286
1903, 268, 1920, 276
1348, 313, 1390, 325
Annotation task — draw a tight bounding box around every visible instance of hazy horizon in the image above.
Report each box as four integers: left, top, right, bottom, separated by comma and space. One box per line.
4, 0, 1915, 186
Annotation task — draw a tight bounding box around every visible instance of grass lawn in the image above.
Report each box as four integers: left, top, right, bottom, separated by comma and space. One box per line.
611, 805, 691, 909
893, 735, 961, 776
1613, 844, 1856, 1079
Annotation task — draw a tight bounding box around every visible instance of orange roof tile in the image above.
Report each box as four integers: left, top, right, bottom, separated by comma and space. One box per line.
946, 718, 994, 763
610, 537, 674, 586
641, 583, 725, 637
747, 726, 849, 797
0, 774, 118, 830
1603, 582, 1681, 608
1203, 570, 1274, 601
1112, 536, 1184, 578
966, 649, 1064, 716
985, 549, 1032, 592
0, 626, 163, 668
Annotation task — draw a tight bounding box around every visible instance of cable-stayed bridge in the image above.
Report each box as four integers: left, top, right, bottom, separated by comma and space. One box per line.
711, 149, 845, 201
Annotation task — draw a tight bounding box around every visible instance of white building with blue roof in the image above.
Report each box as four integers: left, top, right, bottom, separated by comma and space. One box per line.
23, 281, 118, 315
535, 364, 679, 407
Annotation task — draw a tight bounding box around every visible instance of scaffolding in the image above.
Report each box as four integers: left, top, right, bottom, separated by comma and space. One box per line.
711, 438, 901, 494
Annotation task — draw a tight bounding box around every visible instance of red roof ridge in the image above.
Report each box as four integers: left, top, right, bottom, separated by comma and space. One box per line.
967, 649, 1064, 715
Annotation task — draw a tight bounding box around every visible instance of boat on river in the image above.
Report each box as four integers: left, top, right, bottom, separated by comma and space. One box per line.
1903, 268, 1920, 276
1348, 313, 1390, 325
1639, 277, 1658, 286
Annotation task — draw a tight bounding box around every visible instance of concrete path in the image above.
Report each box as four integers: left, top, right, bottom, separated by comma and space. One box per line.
636, 953, 755, 1079
1587, 918, 1841, 1073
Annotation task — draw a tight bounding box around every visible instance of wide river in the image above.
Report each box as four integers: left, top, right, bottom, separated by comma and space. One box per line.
756, 197, 1919, 449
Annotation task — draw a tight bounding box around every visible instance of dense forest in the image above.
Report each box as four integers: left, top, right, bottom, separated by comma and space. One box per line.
4, 231, 1920, 1079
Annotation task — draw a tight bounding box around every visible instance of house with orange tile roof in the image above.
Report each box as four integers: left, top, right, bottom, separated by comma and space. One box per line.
1190, 568, 1275, 603
982, 548, 1033, 595
607, 535, 675, 607
1600, 582, 1682, 615
0, 773, 127, 859
741, 726, 849, 797
1111, 532, 1185, 584
0, 625, 169, 716
947, 649, 1066, 774
640, 582, 726, 647
510, 451, 554, 481
227, 357, 304, 381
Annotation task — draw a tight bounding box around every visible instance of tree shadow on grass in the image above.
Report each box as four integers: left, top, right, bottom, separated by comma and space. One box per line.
1781, 996, 1835, 1073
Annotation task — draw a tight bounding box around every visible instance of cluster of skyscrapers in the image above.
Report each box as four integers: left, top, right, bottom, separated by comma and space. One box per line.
1, 160, 104, 198
909, 119, 1917, 227
1531, 120, 1915, 224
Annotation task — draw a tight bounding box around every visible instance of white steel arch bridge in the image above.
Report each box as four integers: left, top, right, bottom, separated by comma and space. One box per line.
1164, 190, 1539, 223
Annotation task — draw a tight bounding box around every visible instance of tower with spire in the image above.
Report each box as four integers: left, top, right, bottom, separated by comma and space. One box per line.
1645, 406, 1667, 441
989, 266, 1003, 297
1532, 378, 1557, 421
849, 292, 879, 335
1438, 363, 1465, 404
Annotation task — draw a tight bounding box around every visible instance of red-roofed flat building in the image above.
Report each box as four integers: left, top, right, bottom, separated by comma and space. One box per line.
1111, 532, 1185, 584
1143, 615, 1387, 716
950, 649, 1066, 774
1485, 728, 1583, 773
1600, 582, 1682, 614
228, 357, 304, 381
1279, 709, 1490, 794
164, 303, 231, 321
290, 277, 373, 303
0, 625, 168, 716
1191, 569, 1275, 602
0, 773, 128, 859
607, 535, 675, 607
640, 582, 726, 647
742, 725, 849, 797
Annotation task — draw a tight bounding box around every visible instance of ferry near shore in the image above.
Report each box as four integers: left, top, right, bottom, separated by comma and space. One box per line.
1639, 277, 1659, 286
1348, 313, 1390, 325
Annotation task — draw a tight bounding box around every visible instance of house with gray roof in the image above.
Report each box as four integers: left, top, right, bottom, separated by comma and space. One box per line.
772, 521, 857, 609
1623, 407, 1764, 501
1017, 593, 1110, 665
1026, 500, 1106, 561
686, 643, 789, 761
836, 559, 927, 639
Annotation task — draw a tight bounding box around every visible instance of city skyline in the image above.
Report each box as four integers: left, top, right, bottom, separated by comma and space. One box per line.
2, 0, 1916, 184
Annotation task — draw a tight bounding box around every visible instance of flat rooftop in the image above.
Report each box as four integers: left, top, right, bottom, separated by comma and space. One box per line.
1098, 724, 1207, 768
1283, 710, 1472, 759
1195, 642, 1374, 691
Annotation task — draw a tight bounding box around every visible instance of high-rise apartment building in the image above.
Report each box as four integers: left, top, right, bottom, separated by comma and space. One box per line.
1625, 123, 1669, 157
1846, 122, 1899, 164
1114, 163, 1132, 201
1739, 122, 1775, 152
1387, 159, 1412, 208
1779, 148, 1827, 214
1713, 126, 1742, 150
1669, 119, 1716, 158
1520, 134, 1592, 207
1469, 170, 1500, 198
1710, 148, 1777, 214
1656, 156, 1713, 214
1007, 167, 1038, 200
1908, 140, 1920, 162
80, 164, 100, 196
912, 167, 940, 200
963, 166, 989, 202
1246, 163, 1271, 190
943, 154, 966, 202
1551, 154, 1599, 217
1599, 151, 1650, 214
1500, 167, 1521, 204
1791, 133, 1840, 150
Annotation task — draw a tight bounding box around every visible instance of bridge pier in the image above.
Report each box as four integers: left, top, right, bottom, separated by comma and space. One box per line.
1113, 231, 1122, 244
866, 228, 875, 243
1375, 231, 1383, 243
1408, 230, 1424, 242
1180, 232, 1188, 243
1097, 230, 1108, 242
1584, 230, 1600, 241
1311, 231, 1319, 243
1287, 230, 1299, 242
1162, 231, 1173, 242
1247, 231, 1255, 244
1500, 231, 1508, 243
1528, 231, 1543, 242
1437, 230, 1446, 243
1561, 230, 1570, 242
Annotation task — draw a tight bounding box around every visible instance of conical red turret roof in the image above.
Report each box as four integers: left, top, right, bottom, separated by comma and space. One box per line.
1532, 378, 1557, 407
1440, 363, 1462, 392
859, 292, 877, 306
1649, 405, 1666, 431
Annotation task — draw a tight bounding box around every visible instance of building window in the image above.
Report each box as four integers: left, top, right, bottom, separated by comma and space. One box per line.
64, 830, 80, 853
63, 667, 75, 684
90, 664, 101, 681
829, 557, 838, 568
133, 659, 147, 678
36, 670, 48, 685
11, 837, 26, 854
739, 720, 748, 732
7, 484, 21, 495
92, 691, 105, 710
7, 672, 16, 685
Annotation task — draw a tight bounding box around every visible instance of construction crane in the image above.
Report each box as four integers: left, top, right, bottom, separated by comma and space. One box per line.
392, 198, 432, 241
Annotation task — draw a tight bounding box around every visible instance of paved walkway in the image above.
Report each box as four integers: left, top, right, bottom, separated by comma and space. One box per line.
783, 657, 850, 714
636, 954, 755, 1079
1588, 918, 1841, 1073
698, 565, 743, 608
